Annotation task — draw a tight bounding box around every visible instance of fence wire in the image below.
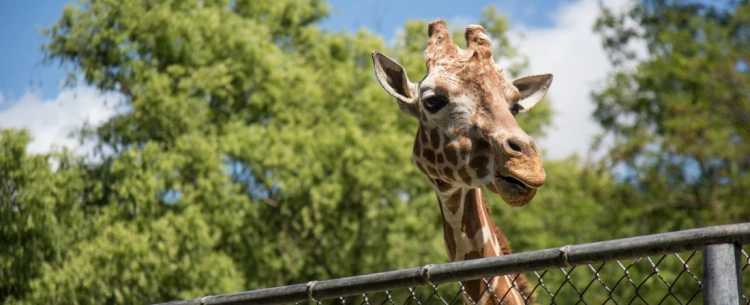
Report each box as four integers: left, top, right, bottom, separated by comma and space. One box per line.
155, 224, 750, 305
289, 250, 741, 305
240, 247, 750, 305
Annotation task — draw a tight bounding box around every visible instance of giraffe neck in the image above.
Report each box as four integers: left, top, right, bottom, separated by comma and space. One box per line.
433, 183, 527, 305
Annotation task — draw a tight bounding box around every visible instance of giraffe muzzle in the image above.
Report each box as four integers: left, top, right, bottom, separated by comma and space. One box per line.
493, 134, 546, 189
490, 152, 546, 206
497, 158, 546, 189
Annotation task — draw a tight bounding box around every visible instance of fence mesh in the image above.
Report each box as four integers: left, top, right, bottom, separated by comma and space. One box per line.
294, 246, 749, 305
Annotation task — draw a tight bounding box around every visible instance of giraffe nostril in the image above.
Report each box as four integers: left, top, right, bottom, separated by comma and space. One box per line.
507, 140, 523, 153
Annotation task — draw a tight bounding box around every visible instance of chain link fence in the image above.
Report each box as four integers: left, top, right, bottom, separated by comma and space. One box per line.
156, 224, 750, 305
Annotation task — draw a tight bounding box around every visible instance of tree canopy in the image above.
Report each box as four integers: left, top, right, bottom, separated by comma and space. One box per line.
594, 0, 750, 233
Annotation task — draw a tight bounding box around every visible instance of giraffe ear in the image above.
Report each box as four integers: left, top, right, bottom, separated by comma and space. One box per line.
372, 51, 419, 118
512, 74, 553, 113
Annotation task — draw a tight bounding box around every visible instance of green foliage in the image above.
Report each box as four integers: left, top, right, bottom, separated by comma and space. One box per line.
594, 0, 750, 233
1, 130, 86, 304
588, 1, 750, 300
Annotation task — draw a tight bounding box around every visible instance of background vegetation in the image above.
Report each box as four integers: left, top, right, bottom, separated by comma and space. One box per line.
1, 0, 748, 304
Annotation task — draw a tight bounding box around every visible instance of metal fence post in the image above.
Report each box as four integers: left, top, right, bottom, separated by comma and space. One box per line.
702, 243, 742, 305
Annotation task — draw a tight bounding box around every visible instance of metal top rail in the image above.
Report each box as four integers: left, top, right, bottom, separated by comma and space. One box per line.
155, 223, 750, 305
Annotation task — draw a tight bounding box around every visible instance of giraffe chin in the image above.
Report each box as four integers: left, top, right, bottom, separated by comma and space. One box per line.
490, 176, 538, 207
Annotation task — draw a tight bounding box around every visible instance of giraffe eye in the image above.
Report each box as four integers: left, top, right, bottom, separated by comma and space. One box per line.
423, 96, 449, 113
510, 104, 520, 116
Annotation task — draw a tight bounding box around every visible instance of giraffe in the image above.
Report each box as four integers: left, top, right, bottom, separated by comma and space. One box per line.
371, 20, 553, 305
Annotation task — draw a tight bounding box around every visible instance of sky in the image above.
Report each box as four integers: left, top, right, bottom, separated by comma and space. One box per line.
0, 0, 632, 159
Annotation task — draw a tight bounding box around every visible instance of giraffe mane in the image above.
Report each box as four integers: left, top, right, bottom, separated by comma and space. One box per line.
480, 197, 535, 302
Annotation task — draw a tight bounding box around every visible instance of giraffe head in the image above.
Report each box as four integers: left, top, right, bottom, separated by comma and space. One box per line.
372, 20, 553, 207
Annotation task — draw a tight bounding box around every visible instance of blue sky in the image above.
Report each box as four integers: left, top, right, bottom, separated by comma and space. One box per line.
0, 1, 70, 105
321, 0, 576, 37
0, 0, 631, 158
0, 0, 573, 104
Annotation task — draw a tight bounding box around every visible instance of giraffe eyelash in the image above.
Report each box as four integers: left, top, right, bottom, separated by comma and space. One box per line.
423, 95, 449, 113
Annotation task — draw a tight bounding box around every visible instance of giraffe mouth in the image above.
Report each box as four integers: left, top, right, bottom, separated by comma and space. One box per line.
493, 173, 539, 207
497, 175, 533, 190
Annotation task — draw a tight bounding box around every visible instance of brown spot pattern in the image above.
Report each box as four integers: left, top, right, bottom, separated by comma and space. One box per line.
469, 156, 489, 178
415, 162, 427, 175
426, 166, 439, 177
461, 200, 482, 240
444, 143, 458, 165
430, 129, 440, 149
434, 179, 453, 192
443, 191, 463, 214
463, 250, 482, 261
461, 190, 483, 240
442, 167, 453, 179
423, 149, 436, 164
458, 167, 472, 185
438, 201, 457, 261
462, 278, 484, 305
459, 137, 472, 158
474, 139, 490, 151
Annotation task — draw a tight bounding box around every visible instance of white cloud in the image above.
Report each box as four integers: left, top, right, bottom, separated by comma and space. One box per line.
0, 86, 120, 155
514, 0, 635, 160
0, 91, 4, 105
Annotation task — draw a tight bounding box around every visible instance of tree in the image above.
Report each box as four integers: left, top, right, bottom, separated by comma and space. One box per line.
1, 130, 85, 304
34, 0, 447, 303
593, 0, 750, 233
592, 1, 750, 300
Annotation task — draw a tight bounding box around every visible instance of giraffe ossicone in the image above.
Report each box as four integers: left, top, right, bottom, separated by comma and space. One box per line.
372, 20, 553, 304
